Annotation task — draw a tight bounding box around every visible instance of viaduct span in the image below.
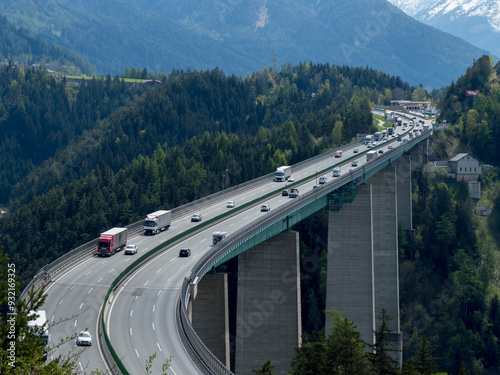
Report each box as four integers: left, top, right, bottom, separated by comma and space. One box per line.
24, 118, 430, 375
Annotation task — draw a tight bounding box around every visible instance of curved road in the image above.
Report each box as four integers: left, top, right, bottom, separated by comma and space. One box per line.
41, 115, 427, 374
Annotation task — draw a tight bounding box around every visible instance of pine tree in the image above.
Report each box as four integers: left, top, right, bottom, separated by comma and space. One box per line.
368, 309, 401, 375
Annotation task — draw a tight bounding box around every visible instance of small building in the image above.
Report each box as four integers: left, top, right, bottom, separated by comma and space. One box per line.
449, 153, 481, 182
474, 206, 490, 216
390, 100, 431, 112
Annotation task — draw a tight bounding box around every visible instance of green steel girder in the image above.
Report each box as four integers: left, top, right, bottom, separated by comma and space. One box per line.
327, 181, 358, 211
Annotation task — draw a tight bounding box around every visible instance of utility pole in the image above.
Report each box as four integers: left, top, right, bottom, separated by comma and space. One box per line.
272, 50, 277, 75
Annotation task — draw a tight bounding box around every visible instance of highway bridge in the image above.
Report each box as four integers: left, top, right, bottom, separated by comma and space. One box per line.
26, 113, 431, 374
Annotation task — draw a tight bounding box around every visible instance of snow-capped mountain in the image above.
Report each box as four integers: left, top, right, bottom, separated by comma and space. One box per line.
387, 0, 500, 57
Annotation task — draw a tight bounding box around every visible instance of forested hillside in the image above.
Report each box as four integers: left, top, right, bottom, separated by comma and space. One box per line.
0, 62, 407, 282
0, 64, 154, 204
0, 15, 93, 75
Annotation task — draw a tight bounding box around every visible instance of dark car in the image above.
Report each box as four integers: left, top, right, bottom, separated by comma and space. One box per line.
179, 248, 191, 257
282, 190, 289, 196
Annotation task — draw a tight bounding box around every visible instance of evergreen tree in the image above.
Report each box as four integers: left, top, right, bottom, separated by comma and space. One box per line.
415, 336, 438, 375
252, 360, 274, 375
368, 309, 401, 375
325, 311, 373, 375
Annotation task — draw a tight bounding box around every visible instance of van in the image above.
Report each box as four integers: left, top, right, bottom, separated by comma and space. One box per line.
332, 168, 341, 177
319, 176, 327, 184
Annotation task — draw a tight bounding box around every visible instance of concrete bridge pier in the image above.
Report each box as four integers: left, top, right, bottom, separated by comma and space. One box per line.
192, 273, 231, 368
326, 161, 406, 366
234, 230, 302, 375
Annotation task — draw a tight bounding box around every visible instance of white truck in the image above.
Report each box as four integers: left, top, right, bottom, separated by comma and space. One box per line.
364, 135, 374, 145
28, 310, 49, 360
144, 210, 171, 235
213, 231, 227, 245
275, 166, 292, 182
366, 151, 378, 162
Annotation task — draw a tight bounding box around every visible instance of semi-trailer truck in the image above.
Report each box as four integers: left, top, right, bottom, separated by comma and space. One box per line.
97, 227, 127, 256
144, 210, 171, 235
275, 166, 292, 182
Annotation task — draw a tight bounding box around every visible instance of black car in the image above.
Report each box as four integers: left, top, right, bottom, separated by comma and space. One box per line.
282, 190, 289, 196
179, 248, 191, 257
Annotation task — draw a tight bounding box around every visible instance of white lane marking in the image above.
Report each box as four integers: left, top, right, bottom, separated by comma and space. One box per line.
70, 284, 75, 289
135, 349, 140, 357
244, 216, 248, 220
58, 299, 63, 306
180, 265, 185, 269
130, 310, 133, 317
135, 296, 138, 300
200, 239, 206, 243
51, 315, 55, 322
157, 342, 162, 352
85, 271, 91, 276
170, 258, 175, 262
144, 280, 149, 286
109, 269, 115, 273
157, 290, 161, 296
79, 362, 84, 372
98, 277, 103, 283
100, 261, 106, 265
130, 328, 133, 336
152, 323, 155, 331
79, 303, 83, 310
88, 288, 93, 294
167, 277, 172, 282
156, 268, 162, 274
230, 223, 234, 226
153, 305, 155, 313
171, 367, 178, 375
124, 258, 131, 262
74, 320, 77, 327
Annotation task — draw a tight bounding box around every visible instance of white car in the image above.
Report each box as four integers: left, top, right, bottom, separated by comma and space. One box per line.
227, 201, 235, 208
261, 204, 271, 212
76, 331, 92, 346
124, 244, 137, 255
351, 160, 358, 167
353, 148, 359, 153
288, 176, 295, 182
319, 176, 327, 184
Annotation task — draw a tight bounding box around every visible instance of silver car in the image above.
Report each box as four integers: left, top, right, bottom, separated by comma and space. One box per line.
76, 331, 92, 346
124, 244, 138, 255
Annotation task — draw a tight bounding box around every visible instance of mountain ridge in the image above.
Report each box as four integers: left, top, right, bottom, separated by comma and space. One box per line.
387, 0, 500, 57
0, 0, 494, 88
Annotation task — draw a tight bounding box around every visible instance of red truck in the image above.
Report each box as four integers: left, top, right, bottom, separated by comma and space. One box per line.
97, 227, 128, 256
